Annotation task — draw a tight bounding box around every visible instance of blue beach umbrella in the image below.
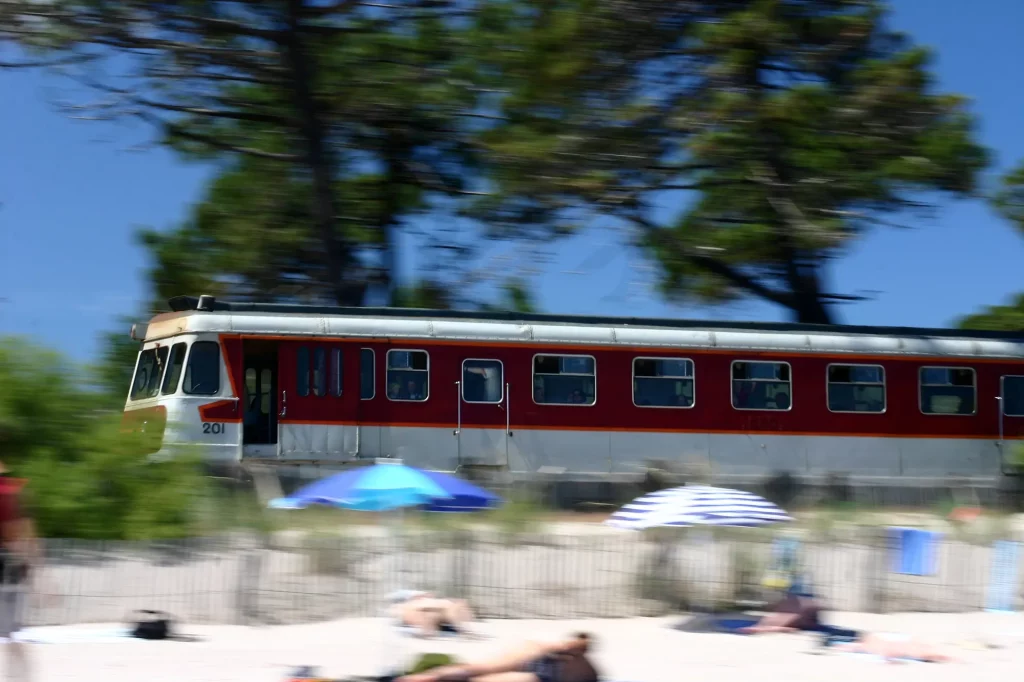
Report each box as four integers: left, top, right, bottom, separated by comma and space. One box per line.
268, 460, 501, 512
267, 459, 501, 678
416, 468, 502, 512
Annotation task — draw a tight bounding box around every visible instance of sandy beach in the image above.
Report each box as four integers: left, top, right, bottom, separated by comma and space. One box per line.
20, 611, 1024, 682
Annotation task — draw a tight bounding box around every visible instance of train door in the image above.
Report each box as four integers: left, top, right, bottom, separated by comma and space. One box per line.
455, 358, 510, 468
241, 341, 278, 459
277, 340, 362, 461
1000, 375, 1024, 472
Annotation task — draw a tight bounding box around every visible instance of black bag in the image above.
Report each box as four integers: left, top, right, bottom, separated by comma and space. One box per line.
129, 610, 174, 640
0, 549, 27, 585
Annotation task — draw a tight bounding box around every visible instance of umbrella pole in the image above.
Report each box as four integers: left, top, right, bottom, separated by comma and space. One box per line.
382, 507, 406, 680
691, 527, 713, 614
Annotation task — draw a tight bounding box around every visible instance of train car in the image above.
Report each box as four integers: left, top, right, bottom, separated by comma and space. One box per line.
122, 294, 1024, 498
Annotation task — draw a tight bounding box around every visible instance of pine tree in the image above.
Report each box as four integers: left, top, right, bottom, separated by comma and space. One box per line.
477, 0, 987, 322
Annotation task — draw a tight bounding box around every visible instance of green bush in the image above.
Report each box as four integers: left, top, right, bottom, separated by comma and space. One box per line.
483, 489, 544, 542
1010, 442, 1024, 470
0, 337, 209, 540
0, 338, 96, 462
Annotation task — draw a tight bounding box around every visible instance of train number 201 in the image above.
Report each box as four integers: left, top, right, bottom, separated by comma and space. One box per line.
202, 423, 225, 435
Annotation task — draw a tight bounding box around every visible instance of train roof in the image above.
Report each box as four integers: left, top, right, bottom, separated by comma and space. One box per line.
139, 295, 1024, 359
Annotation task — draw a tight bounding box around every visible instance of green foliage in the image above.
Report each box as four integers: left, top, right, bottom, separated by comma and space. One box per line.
136, 157, 333, 307
957, 293, 1024, 332
482, 279, 538, 314
1009, 442, 1024, 470
0, 1, 554, 309
21, 426, 208, 541
993, 163, 1024, 231
198, 487, 280, 537
483, 489, 545, 542
0, 337, 208, 539
88, 320, 142, 411
392, 281, 456, 311
959, 162, 1024, 331
477, 0, 987, 323
660, 4, 986, 321
0, 338, 93, 463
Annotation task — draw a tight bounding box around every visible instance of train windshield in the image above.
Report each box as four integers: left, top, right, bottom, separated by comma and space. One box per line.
129, 346, 169, 401
129, 340, 221, 401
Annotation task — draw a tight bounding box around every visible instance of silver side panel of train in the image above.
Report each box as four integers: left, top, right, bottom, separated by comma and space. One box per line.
170, 420, 1006, 487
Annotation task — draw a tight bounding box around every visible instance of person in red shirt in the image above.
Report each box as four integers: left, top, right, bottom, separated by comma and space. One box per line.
0, 465, 41, 682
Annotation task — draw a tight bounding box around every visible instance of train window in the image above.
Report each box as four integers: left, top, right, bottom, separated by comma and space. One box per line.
386, 350, 429, 402
827, 364, 885, 413
260, 369, 272, 414
1004, 376, 1024, 417
330, 348, 343, 397
296, 347, 310, 397
129, 346, 168, 401
183, 341, 221, 396
246, 368, 273, 418
312, 347, 327, 397
245, 368, 257, 413
919, 367, 976, 415
731, 361, 792, 411
533, 354, 596, 406
161, 343, 187, 395
633, 358, 694, 408
361, 348, 375, 400
463, 360, 504, 404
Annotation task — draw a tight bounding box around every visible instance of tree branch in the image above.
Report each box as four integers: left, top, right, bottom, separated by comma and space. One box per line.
0, 52, 97, 69
71, 73, 294, 127
624, 213, 794, 308
134, 96, 293, 126
159, 11, 285, 42
139, 69, 280, 87
137, 111, 300, 161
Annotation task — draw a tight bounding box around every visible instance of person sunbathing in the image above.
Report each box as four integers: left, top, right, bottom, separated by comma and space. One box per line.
740, 587, 825, 634
398, 632, 599, 682
828, 632, 952, 663
739, 589, 951, 663
739, 587, 864, 643
391, 591, 478, 638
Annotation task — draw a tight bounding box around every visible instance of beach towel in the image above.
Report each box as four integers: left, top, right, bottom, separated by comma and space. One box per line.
716, 618, 759, 633
395, 623, 461, 638
0, 626, 137, 644
888, 527, 940, 576
672, 613, 759, 634
837, 651, 930, 664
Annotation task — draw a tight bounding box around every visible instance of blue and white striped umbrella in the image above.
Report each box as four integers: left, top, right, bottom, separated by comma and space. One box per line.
606, 485, 792, 530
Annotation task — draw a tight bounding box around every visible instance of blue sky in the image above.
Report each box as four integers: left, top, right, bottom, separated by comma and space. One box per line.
2, 0, 1023, 364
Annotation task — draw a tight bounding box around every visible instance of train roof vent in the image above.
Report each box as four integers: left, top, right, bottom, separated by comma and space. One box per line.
167, 295, 217, 312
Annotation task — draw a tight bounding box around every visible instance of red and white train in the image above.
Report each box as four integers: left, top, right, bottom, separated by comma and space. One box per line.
123, 295, 1024, 494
